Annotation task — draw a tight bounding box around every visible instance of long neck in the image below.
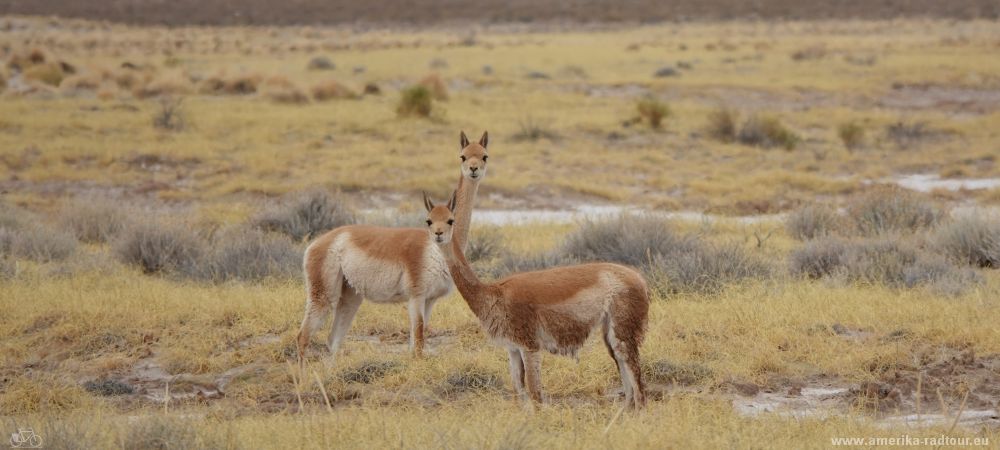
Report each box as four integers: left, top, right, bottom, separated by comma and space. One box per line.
451, 174, 481, 254
441, 238, 490, 319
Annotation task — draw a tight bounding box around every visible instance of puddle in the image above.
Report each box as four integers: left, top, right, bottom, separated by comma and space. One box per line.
894, 174, 1000, 193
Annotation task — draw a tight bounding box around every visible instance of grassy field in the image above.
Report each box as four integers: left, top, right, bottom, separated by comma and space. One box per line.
2, 14, 1000, 449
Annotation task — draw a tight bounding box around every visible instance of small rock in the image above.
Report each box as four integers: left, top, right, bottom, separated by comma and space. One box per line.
732, 381, 760, 397
429, 58, 449, 69
525, 71, 550, 80
481, 65, 494, 76
353, 66, 366, 75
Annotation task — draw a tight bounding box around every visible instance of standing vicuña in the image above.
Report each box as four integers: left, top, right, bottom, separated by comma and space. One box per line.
423, 193, 650, 409
297, 131, 490, 364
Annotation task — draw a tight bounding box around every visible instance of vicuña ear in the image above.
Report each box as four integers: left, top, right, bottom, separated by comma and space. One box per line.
422, 191, 434, 212
479, 131, 489, 148
447, 189, 458, 212
460, 131, 470, 149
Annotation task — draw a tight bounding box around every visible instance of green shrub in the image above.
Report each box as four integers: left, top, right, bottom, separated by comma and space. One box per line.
396, 85, 433, 117
636, 98, 670, 128
838, 121, 865, 150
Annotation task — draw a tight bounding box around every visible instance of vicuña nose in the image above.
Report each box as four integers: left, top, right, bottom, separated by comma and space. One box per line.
469, 166, 478, 173
435, 230, 444, 236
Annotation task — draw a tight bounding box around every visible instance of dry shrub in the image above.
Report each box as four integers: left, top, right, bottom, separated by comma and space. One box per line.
23, 63, 67, 86
791, 45, 827, 61
58, 197, 130, 243
396, 85, 433, 117
705, 108, 737, 143
441, 367, 504, 395
0, 375, 96, 415
363, 82, 381, 95
636, 98, 670, 128
198, 72, 260, 95
252, 189, 355, 241
152, 96, 185, 131
418, 73, 448, 100
0, 257, 14, 280
560, 215, 771, 295
5, 48, 49, 71
846, 187, 942, 236
738, 115, 799, 150
932, 214, 1000, 268
310, 79, 357, 101
96, 84, 118, 101
59, 73, 101, 91
838, 121, 865, 150
789, 237, 849, 279
114, 219, 203, 274
0, 70, 6, 93
261, 76, 309, 104
340, 360, 401, 384
512, 116, 559, 142
307, 56, 335, 70
643, 360, 714, 385
192, 227, 302, 282
789, 236, 979, 295
1, 226, 78, 262
885, 121, 934, 148
786, 205, 843, 240
466, 225, 505, 264
132, 74, 192, 99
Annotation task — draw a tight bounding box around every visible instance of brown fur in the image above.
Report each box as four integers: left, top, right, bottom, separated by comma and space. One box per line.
435, 217, 650, 409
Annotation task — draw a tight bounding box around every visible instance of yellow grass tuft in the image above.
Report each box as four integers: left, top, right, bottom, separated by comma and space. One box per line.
310, 79, 357, 101
261, 76, 309, 104
418, 73, 449, 100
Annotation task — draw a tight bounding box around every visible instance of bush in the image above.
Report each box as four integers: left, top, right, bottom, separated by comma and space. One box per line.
636, 98, 670, 128
418, 74, 448, 100
0, 257, 15, 280
512, 116, 559, 142
1, 226, 78, 262
838, 121, 865, 150
786, 205, 842, 240
252, 189, 355, 241
561, 215, 691, 271
442, 367, 504, 395
847, 187, 942, 236
902, 253, 981, 296
198, 72, 260, 95
466, 226, 504, 264
152, 97, 185, 131
340, 360, 401, 384
650, 241, 772, 295
932, 214, 1000, 268
840, 237, 918, 285
307, 56, 335, 70
737, 115, 799, 150
396, 85, 433, 117
491, 251, 579, 279
643, 360, 714, 385
23, 63, 66, 86
310, 80, 356, 101
193, 228, 302, 282
560, 215, 770, 295
789, 237, 849, 279
114, 220, 203, 274
885, 121, 932, 148
59, 198, 129, 243
261, 76, 309, 104
706, 108, 737, 143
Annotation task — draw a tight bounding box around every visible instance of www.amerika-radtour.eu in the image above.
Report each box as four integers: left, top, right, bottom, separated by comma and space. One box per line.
831, 435, 990, 447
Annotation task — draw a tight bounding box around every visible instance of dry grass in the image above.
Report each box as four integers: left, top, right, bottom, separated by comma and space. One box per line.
310, 79, 357, 101
261, 76, 309, 104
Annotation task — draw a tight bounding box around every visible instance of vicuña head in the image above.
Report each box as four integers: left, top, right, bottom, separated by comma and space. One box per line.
422, 190, 457, 245
459, 131, 489, 181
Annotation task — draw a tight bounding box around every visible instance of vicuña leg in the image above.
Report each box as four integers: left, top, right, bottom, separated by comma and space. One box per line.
325, 285, 363, 365
507, 348, 526, 399
296, 298, 331, 366
521, 350, 543, 404
623, 343, 646, 410
408, 297, 426, 357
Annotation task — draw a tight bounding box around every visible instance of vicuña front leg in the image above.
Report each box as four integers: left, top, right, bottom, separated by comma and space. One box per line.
408, 298, 426, 357
507, 348, 526, 400
521, 350, 543, 405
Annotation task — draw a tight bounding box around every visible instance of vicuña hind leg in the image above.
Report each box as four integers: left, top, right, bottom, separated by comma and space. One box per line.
297, 299, 331, 366
325, 286, 363, 366
605, 322, 639, 408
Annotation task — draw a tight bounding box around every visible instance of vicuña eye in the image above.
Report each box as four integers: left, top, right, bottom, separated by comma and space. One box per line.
447, 219, 454, 225
482, 155, 488, 161
426, 220, 432, 226
460, 156, 467, 161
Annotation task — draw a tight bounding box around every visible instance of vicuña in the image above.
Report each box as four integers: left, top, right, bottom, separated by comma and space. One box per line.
297, 131, 490, 364
423, 192, 650, 409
